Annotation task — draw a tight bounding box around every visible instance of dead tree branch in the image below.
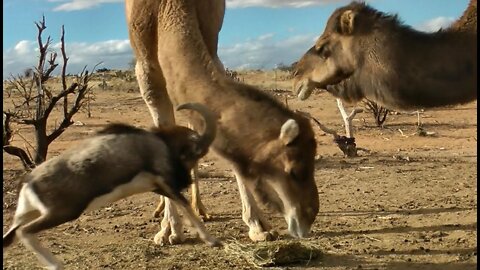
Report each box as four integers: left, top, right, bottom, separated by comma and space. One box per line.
3, 16, 95, 168
335, 99, 364, 157
336, 99, 363, 138
3, 112, 35, 169
363, 99, 390, 127
297, 100, 365, 157
297, 109, 369, 158
60, 25, 69, 117
3, 146, 35, 170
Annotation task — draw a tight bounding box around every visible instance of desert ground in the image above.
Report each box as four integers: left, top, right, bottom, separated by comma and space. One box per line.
3, 70, 477, 269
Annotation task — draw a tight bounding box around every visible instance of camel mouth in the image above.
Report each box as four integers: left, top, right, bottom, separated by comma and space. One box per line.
295, 79, 329, 101
294, 72, 351, 101
295, 80, 313, 101
297, 85, 312, 101
286, 211, 312, 238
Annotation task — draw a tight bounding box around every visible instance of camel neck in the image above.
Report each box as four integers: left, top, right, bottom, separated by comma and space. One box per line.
155, 1, 225, 100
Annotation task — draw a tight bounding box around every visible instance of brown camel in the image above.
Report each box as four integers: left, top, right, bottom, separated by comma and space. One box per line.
292, 1, 477, 111
126, 0, 319, 244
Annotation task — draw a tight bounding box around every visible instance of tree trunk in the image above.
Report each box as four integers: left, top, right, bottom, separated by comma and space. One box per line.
34, 119, 48, 164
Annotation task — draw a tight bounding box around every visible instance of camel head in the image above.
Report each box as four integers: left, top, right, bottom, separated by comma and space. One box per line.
277, 118, 319, 238
244, 115, 319, 238
292, 2, 369, 101
293, 0, 477, 109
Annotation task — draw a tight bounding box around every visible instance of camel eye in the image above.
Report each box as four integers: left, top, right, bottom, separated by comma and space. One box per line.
289, 169, 298, 180
316, 43, 330, 59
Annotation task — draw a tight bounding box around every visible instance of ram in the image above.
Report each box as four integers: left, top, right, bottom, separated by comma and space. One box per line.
3, 103, 219, 270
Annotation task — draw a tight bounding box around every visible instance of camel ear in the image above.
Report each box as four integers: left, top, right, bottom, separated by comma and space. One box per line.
279, 119, 299, 145
340, 10, 355, 34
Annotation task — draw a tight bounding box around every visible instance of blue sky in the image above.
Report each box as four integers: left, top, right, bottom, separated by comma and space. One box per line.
3, 0, 470, 78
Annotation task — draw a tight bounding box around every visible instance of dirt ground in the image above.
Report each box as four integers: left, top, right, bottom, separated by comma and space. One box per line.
3, 71, 477, 269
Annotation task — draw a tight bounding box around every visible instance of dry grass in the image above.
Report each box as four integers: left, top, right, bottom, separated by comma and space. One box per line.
224, 240, 323, 268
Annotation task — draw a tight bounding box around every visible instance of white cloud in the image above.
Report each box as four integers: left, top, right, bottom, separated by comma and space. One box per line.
49, 0, 348, 11
258, 33, 275, 41
226, 0, 348, 8
3, 33, 318, 79
218, 33, 317, 70
3, 41, 37, 76
13, 40, 35, 55
3, 39, 133, 79
415, 16, 455, 32
51, 0, 123, 11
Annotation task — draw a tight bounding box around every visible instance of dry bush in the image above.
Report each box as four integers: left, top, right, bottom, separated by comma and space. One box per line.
225, 68, 241, 82
363, 99, 391, 127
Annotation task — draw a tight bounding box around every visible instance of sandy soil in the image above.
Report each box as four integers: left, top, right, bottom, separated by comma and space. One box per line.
3, 71, 477, 269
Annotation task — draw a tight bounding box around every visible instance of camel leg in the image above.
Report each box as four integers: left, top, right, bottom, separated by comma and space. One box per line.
134, 58, 184, 244
174, 196, 220, 247
153, 165, 211, 221
152, 176, 218, 246
182, 122, 211, 221
152, 196, 165, 218
233, 168, 278, 242
190, 159, 212, 222
153, 197, 185, 245
135, 61, 175, 127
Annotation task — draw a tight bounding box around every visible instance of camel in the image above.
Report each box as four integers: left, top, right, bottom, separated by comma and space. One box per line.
125, 0, 319, 244
451, 0, 477, 33
292, 0, 477, 111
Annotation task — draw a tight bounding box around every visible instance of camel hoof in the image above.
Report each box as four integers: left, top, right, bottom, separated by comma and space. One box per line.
200, 213, 212, 222
153, 231, 169, 246
153, 230, 185, 245
248, 230, 279, 242
47, 266, 64, 270
168, 233, 185, 245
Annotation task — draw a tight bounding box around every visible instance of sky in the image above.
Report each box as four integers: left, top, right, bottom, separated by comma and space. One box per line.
3, 0, 470, 78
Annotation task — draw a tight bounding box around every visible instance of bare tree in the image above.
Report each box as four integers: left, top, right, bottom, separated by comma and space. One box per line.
3, 16, 98, 169
297, 101, 368, 158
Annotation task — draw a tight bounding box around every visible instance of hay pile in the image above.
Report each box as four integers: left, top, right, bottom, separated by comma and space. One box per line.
224, 240, 323, 267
